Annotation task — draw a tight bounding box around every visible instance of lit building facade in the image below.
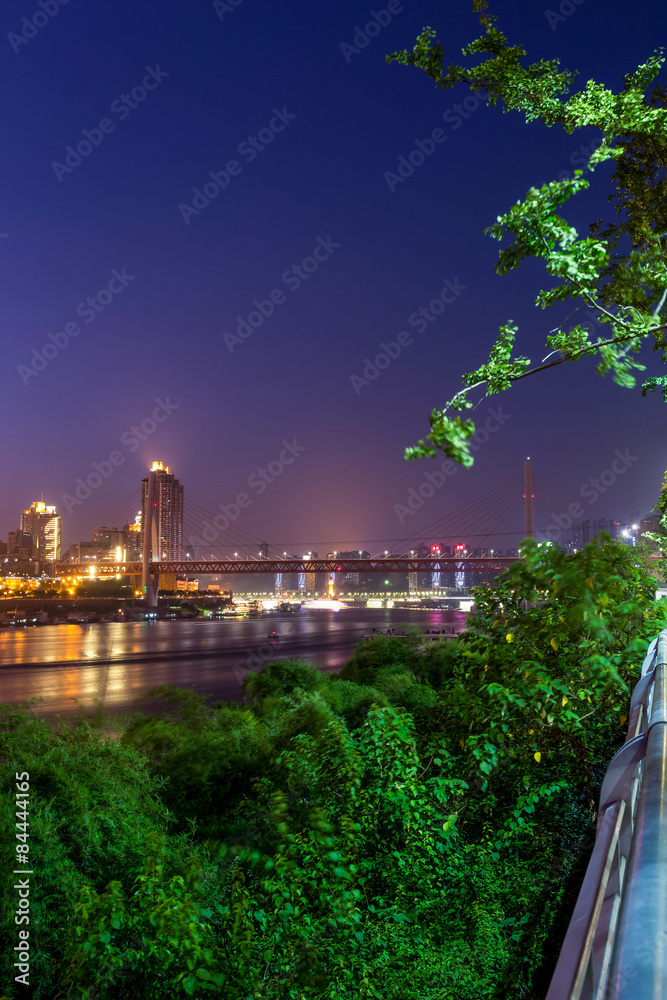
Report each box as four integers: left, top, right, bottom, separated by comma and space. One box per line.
62, 524, 129, 565
305, 551, 320, 593
122, 512, 143, 560
20, 501, 61, 561
141, 462, 184, 560
92, 526, 127, 551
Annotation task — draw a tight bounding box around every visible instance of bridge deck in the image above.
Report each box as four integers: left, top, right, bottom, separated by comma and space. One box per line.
55, 557, 519, 574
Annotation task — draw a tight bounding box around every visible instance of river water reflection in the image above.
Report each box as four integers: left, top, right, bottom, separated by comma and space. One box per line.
0, 608, 466, 716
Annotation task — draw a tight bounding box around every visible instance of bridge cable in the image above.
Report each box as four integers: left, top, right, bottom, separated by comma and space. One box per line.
186, 498, 268, 546
391, 479, 524, 552
392, 472, 525, 549
184, 499, 270, 551
183, 506, 268, 559
60, 491, 143, 551
182, 510, 271, 563
532, 471, 621, 522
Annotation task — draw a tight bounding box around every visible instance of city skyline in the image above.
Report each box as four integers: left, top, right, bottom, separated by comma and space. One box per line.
1, 457, 647, 572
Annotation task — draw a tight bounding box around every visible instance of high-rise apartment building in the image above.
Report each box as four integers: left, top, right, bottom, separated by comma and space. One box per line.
92, 525, 127, 550
304, 551, 320, 593
20, 501, 61, 561
572, 518, 619, 549
141, 462, 184, 560
326, 550, 371, 591
8, 530, 35, 558
123, 512, 143, 561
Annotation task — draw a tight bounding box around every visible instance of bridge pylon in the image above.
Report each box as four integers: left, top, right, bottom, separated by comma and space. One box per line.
142, 469, 160, 608
524, 457, 534, 539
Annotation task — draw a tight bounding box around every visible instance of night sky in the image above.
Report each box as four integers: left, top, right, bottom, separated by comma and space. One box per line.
3, 0, 667, 558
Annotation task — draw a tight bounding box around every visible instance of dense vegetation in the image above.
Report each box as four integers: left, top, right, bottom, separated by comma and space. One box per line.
1, 537, 665, 998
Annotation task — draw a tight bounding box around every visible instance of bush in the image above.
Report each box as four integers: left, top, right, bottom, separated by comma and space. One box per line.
0, 708, 215, 998
338, 634, 418, 685
243, 659, 323, 701
320, 678, 389, 729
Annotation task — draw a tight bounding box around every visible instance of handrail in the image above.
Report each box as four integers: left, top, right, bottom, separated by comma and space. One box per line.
546, 629, 667, 1000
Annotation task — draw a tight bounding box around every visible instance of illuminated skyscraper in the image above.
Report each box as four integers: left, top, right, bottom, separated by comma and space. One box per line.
305, 551, 319, 592
20, 501, 61, 561
123, 511, 143, 560
141, 462, 184, 560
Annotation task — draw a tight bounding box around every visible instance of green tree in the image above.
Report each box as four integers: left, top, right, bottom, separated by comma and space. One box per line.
642, 469, 667, 557
388, 1, 667, 466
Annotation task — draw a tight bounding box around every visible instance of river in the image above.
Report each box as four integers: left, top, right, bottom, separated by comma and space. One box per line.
0, 608, 466, 716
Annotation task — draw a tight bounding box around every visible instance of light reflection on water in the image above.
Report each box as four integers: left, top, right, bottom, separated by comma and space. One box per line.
0, 609, 466, 715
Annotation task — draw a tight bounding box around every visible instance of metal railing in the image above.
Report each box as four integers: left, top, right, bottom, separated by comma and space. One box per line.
547, 630, 667, 999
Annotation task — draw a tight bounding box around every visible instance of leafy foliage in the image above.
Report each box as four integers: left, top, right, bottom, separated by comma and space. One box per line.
642, 469, 667, 564
1, 538, 665, 997
388, 12, 667, 465
62, 836, 224, 998
0, 711, 216, 999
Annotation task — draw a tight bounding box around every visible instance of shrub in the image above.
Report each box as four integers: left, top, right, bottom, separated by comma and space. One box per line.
0, 708, 214, 998
243, 659, 323, 702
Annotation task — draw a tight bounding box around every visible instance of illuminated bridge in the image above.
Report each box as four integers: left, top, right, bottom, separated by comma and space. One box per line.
55, 556, 519, 607
56, 556, 518, 576
54, 459, 625, 606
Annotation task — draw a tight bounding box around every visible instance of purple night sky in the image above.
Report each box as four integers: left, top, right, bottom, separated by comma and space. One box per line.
2, 0, 666, 558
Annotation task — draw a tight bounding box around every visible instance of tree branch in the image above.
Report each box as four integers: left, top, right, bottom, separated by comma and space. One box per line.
449, 327, 666, 413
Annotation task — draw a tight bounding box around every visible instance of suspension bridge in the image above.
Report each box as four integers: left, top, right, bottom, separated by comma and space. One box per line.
54, 459, 628, 606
